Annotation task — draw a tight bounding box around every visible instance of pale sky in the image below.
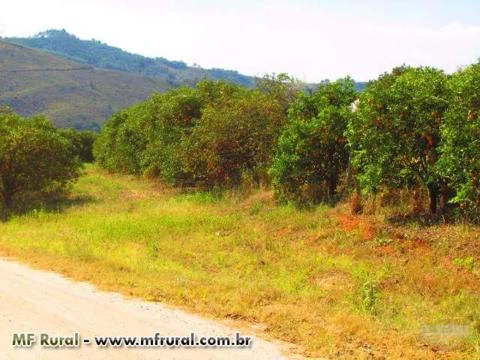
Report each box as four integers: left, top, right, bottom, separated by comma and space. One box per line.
1, 0, 480, 82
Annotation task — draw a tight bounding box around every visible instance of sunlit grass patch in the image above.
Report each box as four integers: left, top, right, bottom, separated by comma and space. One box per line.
0, 165, 478, 359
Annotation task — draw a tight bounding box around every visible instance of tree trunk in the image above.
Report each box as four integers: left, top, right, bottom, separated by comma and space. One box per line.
428, 184, 438, 214
327, 174, 338, 203
1, 181, 14, 210
439, 183, 455, 213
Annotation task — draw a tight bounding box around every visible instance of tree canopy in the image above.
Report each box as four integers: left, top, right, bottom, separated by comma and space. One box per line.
0, 110, 81, 212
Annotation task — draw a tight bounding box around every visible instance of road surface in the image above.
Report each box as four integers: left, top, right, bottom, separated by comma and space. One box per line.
0, 259, 289, 359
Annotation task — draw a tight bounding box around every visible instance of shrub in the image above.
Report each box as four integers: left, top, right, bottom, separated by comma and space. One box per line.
270, 78, 357, 205
94, 104, 147, 174
439, 63, 480, 220
140, 87, 203, 185
95, 80, 292, 189
59, 128, 97, 162
347, 67, 450, 214
94, 87, 202, 183
183, 88, 285, 188
0, 111, 81, 211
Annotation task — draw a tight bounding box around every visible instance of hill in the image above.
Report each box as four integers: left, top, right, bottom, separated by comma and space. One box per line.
6, 29, 255, 88
1, 30, 366, 128
0, 40, 171, 129
5, 30, 367, 91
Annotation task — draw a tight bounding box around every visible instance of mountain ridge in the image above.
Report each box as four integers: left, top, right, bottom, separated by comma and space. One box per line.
0, 30, 367, 129
5, 29, 256, 88
0, 40, 171, 129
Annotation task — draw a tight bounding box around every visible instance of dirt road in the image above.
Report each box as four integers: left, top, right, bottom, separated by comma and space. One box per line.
0, 259, 288, 359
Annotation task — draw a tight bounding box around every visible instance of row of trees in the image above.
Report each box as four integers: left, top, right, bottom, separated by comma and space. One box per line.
0, 108, 95, 213
94, 77, 296, 188
349, 65, 480, 218
96, 64, 480, 219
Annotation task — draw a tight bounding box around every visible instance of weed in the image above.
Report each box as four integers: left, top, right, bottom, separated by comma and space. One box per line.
0, 165, 479, 358
453, 257, 476, 271
361, 280, 379, 313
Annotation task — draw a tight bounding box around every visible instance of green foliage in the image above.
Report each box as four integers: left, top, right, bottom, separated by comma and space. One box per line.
348, 67, 450, 213
439, 63, 480, 219
95, 80, 287, 189
361, 280, 379, 313
270, 78, 357, 205
140, 88, 203, 184
256, 73, 302, 114
6, 29, 255, 87
0, 40, 171, 128
184, 85, 286, 188
94, 104, 148, 175
453, 257, 476, 271
0, 110, 81, 211
59, 128, 97, 162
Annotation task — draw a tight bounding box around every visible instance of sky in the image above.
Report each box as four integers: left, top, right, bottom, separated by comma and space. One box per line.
1, 0, 480, 82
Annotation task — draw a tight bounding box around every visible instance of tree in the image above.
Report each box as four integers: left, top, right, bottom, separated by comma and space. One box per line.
270, 78, 357, 205
140, 87, 203, 184
183, 87, 285, 188
347, 67, 450, 213
0, 111, 81, 211
439, 63, 480, 219
95, 86, 204, 184
94, 104, 147, 174
95, 80, 287, 189
256, 73, 302, 114
59, 128, 97, 163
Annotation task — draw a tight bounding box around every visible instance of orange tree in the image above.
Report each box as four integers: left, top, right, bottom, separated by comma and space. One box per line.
0, 110, 81, 211
94, 87, 203, 184
94, 103, 147, 174
182, 85, 286, 188
139, 87, 203, 184
270, 78, 357, 205
347, 67, 450, 214
439, 63, 480, 219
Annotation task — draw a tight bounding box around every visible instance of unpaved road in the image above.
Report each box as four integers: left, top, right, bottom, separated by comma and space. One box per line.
0, 259, 289, 360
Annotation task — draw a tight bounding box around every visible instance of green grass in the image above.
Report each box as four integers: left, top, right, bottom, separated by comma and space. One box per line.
0, 165, 479, 359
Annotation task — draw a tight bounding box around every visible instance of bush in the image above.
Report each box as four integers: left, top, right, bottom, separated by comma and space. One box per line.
0, 110, 81, 212
95, 87, 203, 184
347, 67, 450, 214
59, 128, 97, 162
93, 105, 147, 174
183, 87, 285, 188
270, 78, 357, 205
439, 63, 480, 220
95, 80, 288, 189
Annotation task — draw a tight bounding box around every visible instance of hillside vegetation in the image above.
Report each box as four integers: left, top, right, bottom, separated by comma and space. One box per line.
0, 41, 171, 128
1, 30, 479, 359
6, 29, 255, 88
1, 30, 367, 129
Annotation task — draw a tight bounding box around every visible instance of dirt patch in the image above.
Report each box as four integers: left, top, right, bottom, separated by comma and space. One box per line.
334, 213, 378, 241
240, 190, 276, 210
309, 271, 354, 291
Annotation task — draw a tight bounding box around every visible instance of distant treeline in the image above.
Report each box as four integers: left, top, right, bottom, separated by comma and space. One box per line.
95, 63, 480, 221
6, 29, 255, 87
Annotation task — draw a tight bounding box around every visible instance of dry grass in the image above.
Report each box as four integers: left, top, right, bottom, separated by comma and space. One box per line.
0, 165, 479, 359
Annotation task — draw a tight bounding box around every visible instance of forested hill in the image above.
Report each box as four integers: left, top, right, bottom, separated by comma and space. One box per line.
6, 29, 255, 88
0, 41, 171, 129
6, 30, 367, 91
1, 30, 366, 128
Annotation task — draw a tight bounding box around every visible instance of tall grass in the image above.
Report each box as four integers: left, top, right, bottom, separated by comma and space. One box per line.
0, 164, 478, 359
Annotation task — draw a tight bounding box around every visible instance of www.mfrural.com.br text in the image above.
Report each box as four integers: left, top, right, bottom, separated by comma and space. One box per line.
12, 332, 252, 349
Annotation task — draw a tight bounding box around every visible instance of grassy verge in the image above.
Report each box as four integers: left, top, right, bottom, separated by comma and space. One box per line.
0, 165, 479, 359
